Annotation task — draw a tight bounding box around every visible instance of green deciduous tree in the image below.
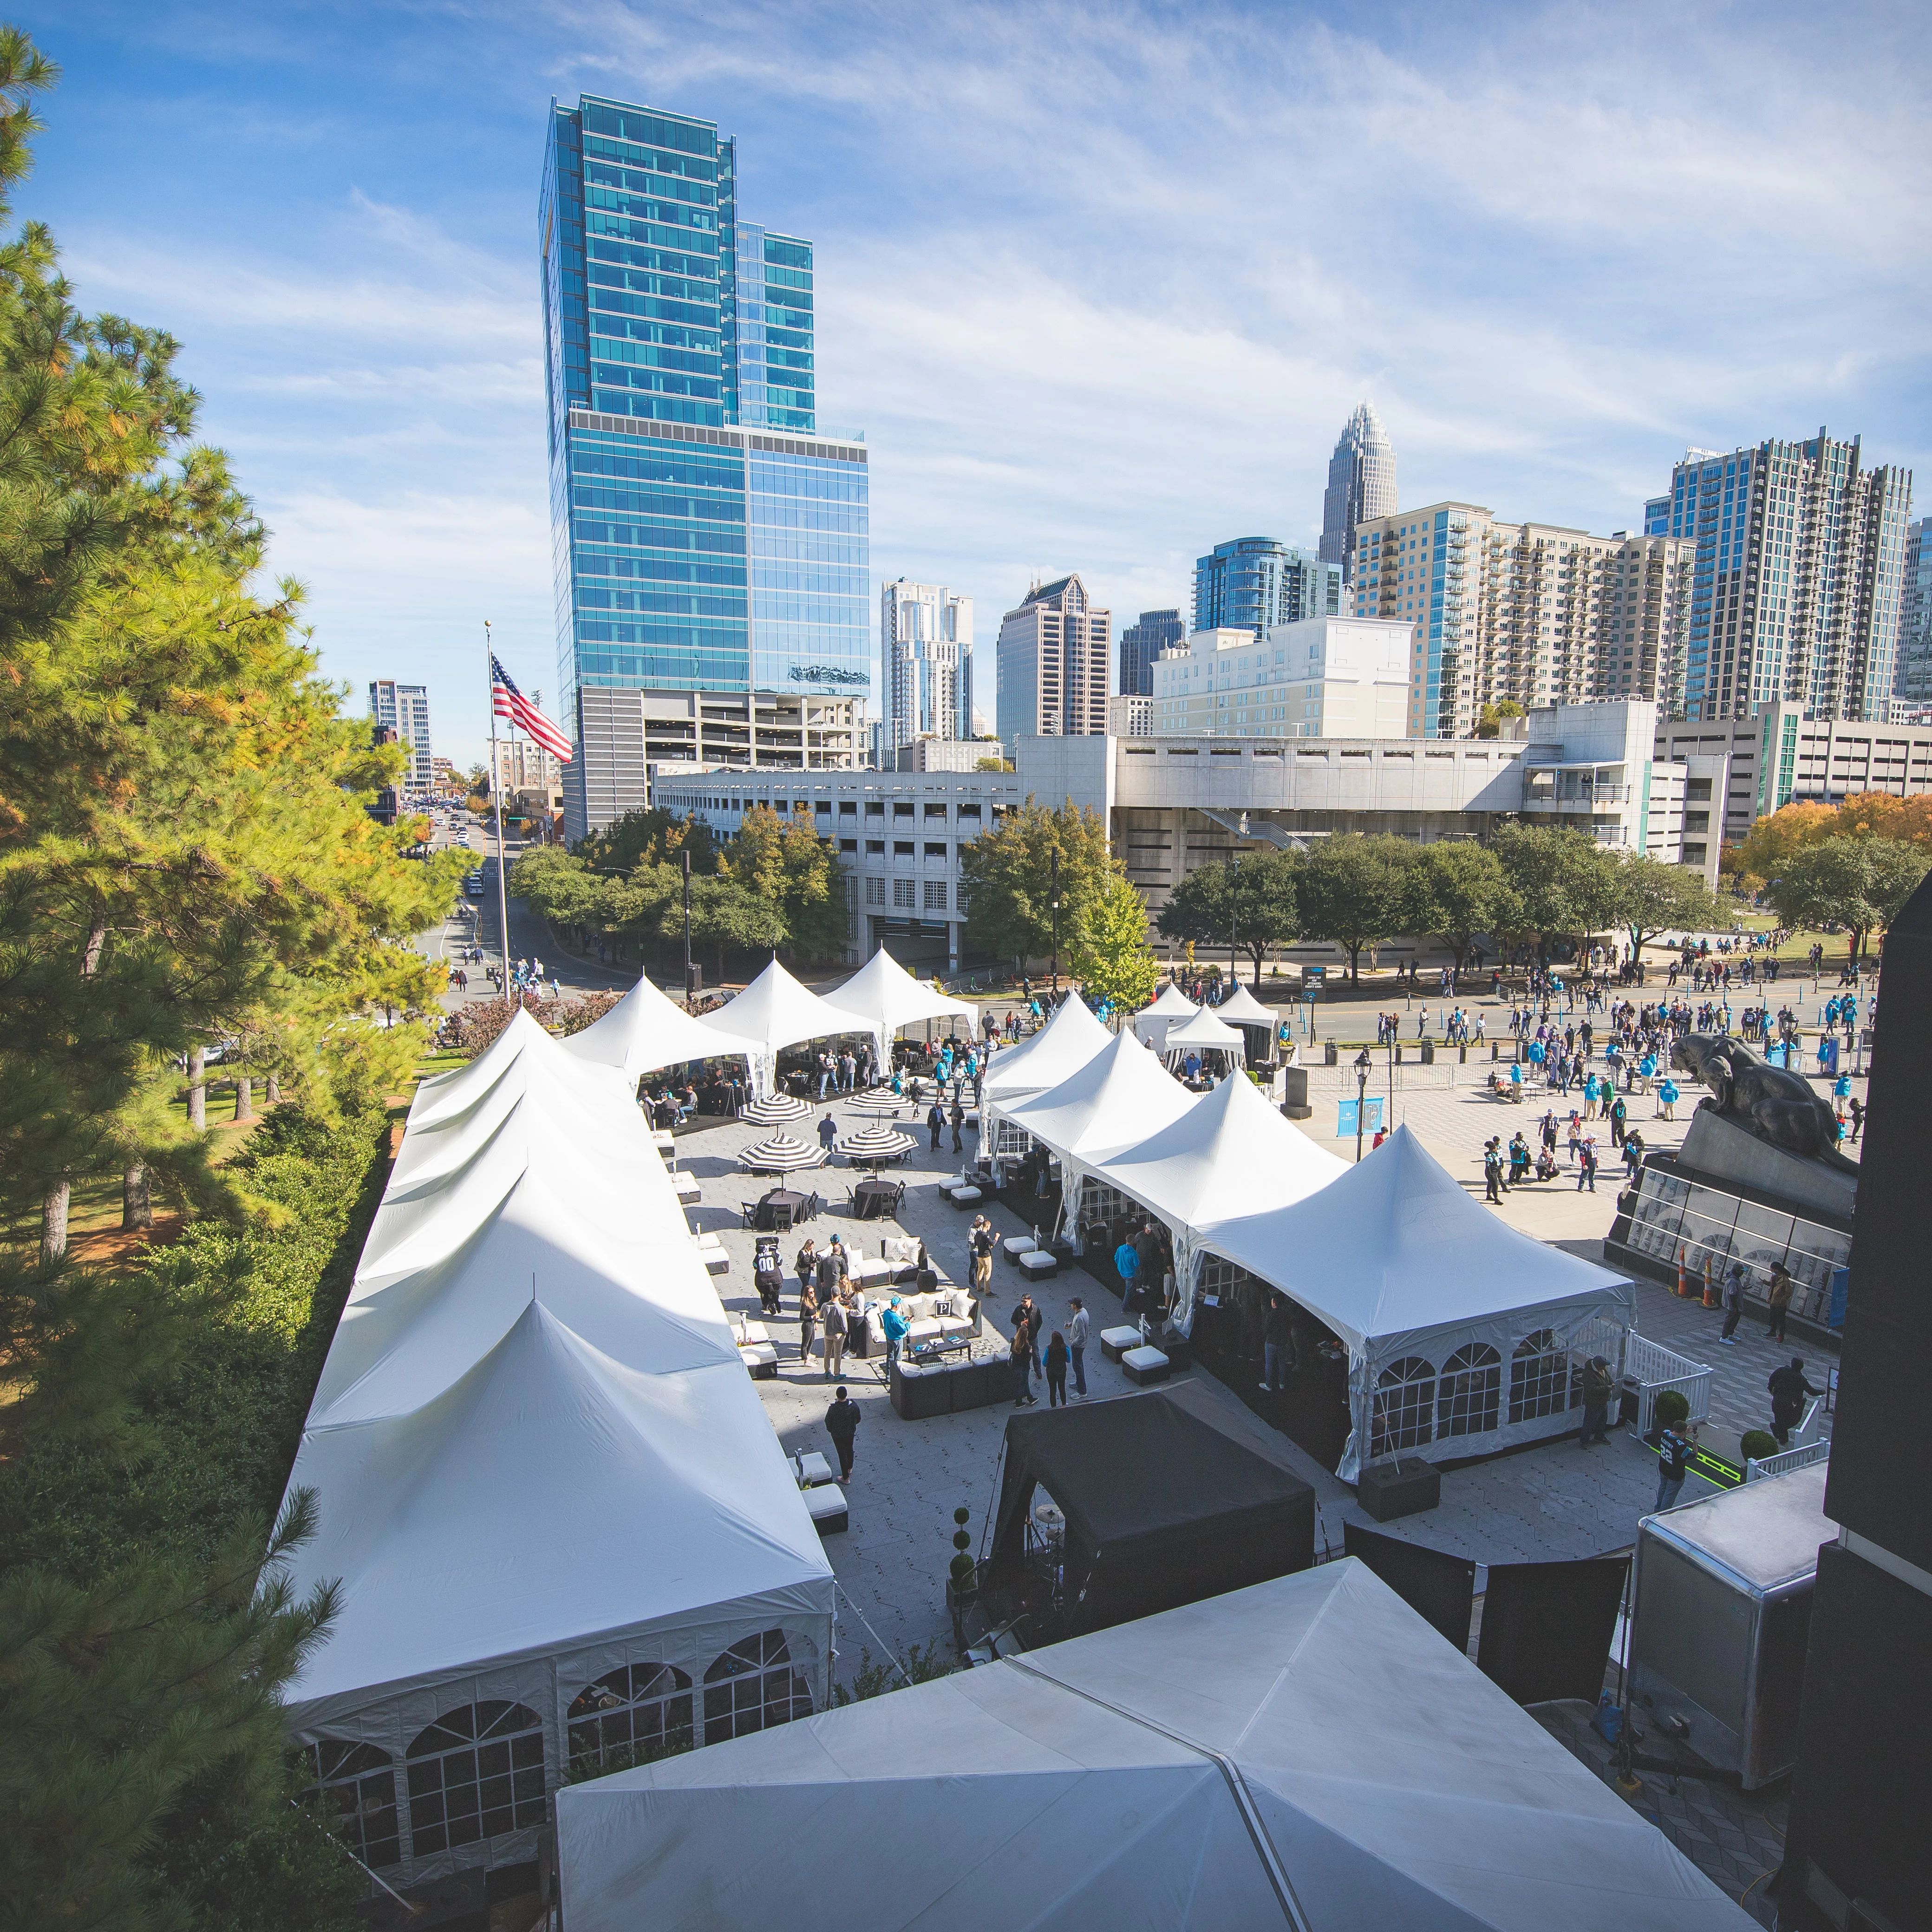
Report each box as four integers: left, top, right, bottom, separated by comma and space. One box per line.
1763, 836, 1931, 963
1490, 824, 1623, 964
1404, 840, 1518, 983
1614, 852, 1725, 957
1297, 834, 1415, 982
1070, 872, 1161, 1010
958, 797, 1115, 978
1154, 849, 1301, 986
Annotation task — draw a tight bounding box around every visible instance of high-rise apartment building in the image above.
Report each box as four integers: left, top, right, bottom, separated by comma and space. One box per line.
367, 679, 433, 794
1117, 608, 1185, 697
881, 580, 973, 753
996, 575, 1110, 743
541, 96, 871, 840
1193, 538, 1343, 639
1642, 430, 1913, 723
1889, 516, 1930, 716
1355, 505, 1694, 738
1319, 401, 1397, 587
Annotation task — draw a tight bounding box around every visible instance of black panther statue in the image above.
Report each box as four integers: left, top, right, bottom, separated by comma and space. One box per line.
1669, 1033, 1859, 1170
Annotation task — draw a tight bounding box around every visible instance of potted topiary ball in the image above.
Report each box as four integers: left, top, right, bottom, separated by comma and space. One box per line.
1740, 1429, 1780, 1463
1652, 1389, 1691, 1432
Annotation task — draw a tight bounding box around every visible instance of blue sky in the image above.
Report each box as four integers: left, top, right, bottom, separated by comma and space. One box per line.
20, 0, 1931, 763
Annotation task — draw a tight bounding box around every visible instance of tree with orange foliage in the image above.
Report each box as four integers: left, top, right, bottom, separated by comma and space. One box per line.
1737, 792, 1932, 885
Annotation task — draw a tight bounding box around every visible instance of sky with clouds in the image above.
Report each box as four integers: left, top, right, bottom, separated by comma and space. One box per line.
20, 0, 1932, 762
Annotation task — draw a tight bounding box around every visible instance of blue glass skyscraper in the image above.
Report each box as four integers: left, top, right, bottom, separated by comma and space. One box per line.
541, 97, 870, 835
1193, 538, 1343, 639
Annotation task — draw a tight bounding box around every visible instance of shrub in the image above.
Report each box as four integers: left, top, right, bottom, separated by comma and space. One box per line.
1652, 1389, 1692, 1430
1740, 1429, 1780, 1462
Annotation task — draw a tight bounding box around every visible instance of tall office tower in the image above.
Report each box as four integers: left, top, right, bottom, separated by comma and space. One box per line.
1644, 430, 1913, 723
1193, 538, 1343, 639
996, 575, 1111, 743
881, 579, 973, 751
541, 96, 871, 840
367, 679, 433, 793
1892, 516, 1931, 715
1117, 608, 1184, 696
1319, 402, 1397, 587
1356, 504, 1693, 738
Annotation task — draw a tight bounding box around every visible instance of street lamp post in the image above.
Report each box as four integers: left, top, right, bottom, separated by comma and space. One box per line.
1355, 1048, 1372, 1163
682, 848, 694, 1005
1050, 850, 1061, 997
1227, 849, 1239, 992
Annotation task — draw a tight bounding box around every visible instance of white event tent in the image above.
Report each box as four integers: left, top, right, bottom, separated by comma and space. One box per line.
823, 946, 977, 1068
1091, 1072, 1345, 1316
696, 957, 867, 1098
1161, 1004, 1247, 1072
560, 971, 758, 1090
1001, 1028, 1194, 1219
979, 994, 1111, 1155
274, 1013, 835, 1889
1201, 1125, 1634, 1478
1213, 980, 1281, 1046
557, 1560, 1750, 1932
1128, 979, 1196, 1056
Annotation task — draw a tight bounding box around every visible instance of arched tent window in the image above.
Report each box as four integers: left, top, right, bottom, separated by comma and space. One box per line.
1508, 1330, 1570, 1423
1438, 1343, 1503, 1438
703, 1630, 814, 1744
1371, 1358, 1435, 1456
405, 1701, 547, 1856
567, 1664, 695, 1774
302, 1739, 400, 1870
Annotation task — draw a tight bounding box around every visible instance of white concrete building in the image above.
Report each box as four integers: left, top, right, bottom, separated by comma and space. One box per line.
1106, 692, 1153, 737
881, 580, 972, 754
1655, 705, 1932, 870
368, 679, 433, 795
1151, 616, 1413, 739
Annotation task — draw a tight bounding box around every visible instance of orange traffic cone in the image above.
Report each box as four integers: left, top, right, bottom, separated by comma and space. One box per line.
1675, 1246, 1688, 1297
1702, 1258, 1718, 1308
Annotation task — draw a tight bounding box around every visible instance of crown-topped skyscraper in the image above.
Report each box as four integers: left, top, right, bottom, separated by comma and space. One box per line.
1319, 402, 1397, 589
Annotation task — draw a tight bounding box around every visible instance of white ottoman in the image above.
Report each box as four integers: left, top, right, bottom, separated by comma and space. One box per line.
947, 1185, 984, 1207
1122, 1345, 1171, 1386
806, 1484, 848, 1534
673, 1173, 701, 1204
1099, 1325, 1141, 1363
1002, 1234, 1037, 1260
1017, 1248, 1058, 1279
794, 1451, 835, 1488
739, 1343, 778, 1379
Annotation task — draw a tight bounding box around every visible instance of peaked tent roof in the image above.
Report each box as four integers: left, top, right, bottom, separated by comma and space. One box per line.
821, 947, 977, 1042
1162, 1006, 1247, 1052
1006, 1027, 1194, 1166
556, 1560, 1750, 1932
1129, 980, 1197, 1053
979, 993, 1110, 1106
1201, 1124, 1631, 1360
281, 1302, 833, 1723
561, 972, 758, 1085
1093, 1070, 1344, 1235
1213, 982, 1279, 1028
698, 959, 866, 1063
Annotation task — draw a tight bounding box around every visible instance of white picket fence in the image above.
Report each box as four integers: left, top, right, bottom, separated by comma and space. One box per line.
1747, 1440, 1829, 1482
1570, 1319, 1713, 1436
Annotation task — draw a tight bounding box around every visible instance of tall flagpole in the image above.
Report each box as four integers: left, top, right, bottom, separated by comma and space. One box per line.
486, 621, 513, 1001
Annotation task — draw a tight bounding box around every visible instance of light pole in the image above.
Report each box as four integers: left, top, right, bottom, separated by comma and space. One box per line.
681, 848, 694, 1005
1354, 1048, 1372, 1163
1227, 849, 1239, 993
1050, 849, 1061, 997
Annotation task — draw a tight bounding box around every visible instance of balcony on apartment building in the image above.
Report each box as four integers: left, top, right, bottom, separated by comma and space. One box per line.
1521, 760, 1634, 811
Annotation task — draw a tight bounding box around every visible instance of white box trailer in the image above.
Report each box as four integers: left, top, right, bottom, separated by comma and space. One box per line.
1629, 1462, 1834, 1789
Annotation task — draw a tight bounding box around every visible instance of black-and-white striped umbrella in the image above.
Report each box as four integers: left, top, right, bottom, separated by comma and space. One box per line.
850, 1098, 907, 1119
834, 1123, 917, 1165
740, 1130, 825, 1173
741, 1092, 812, 1125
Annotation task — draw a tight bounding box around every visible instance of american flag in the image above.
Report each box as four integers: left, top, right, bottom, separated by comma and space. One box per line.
490, 656, 573, 762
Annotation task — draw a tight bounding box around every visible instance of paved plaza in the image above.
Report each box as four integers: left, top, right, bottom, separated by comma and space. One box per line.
666, 1054, 1841, 1691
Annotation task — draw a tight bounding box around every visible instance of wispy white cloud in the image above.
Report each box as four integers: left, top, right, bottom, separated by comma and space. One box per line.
32, 0, 1929, 754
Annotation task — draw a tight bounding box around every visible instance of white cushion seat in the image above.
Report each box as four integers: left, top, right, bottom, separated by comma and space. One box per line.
1001, 1234, 1036, 1259
905, 1317, 945, 1345
672, 1173, 701, 1203
1123, 1345, 1171, 1385
1100, 1325, 1141, 1361
948, 1185, 984, 1206
881, 1235, 921, 1265
794, 1451, 835, 1488
651, 1130, 676, 1153
806, 1484, 848, 1533
739, 1343, 778, 1378
1017, 1249, 1058, 1277
733, 1319, 771, 1346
